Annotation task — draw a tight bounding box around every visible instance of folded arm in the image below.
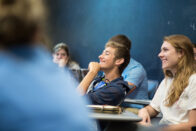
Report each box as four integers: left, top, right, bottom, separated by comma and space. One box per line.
77, 62, 100, 95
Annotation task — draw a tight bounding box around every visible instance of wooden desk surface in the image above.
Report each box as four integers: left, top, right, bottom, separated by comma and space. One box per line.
89, 110, 142, 122
123, 98, 151, 105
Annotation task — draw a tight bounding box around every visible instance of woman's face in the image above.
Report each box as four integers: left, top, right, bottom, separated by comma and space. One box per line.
158, 41, 182, 74
53, 49, 69, 64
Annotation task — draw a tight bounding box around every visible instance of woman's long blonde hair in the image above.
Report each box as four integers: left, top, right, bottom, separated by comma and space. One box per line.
163, 35, 196, 106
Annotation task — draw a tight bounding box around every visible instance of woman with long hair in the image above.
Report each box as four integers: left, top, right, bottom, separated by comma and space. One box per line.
138, 34, 196, 131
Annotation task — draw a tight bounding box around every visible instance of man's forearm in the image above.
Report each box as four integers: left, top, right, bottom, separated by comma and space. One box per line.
77, 71, 98, 95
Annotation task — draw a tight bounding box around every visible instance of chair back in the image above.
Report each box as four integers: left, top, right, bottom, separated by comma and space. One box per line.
71, 68, 89, 82
148, 80, 159, 99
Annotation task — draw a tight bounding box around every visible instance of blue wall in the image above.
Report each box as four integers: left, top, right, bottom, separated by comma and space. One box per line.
48, 0, 196, 82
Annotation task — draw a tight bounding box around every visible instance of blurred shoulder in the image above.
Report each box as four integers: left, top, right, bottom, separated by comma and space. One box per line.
68, 60, 80, 70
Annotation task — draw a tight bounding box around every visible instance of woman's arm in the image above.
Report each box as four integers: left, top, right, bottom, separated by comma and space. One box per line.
138, 105, 159, 126
77, 62, 100, 95
162, 109, 196, 131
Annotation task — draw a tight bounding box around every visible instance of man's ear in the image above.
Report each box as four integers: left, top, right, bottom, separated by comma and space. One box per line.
115, 58, 124, 66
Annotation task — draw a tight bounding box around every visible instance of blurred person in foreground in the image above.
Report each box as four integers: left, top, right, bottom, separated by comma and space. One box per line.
0, 0, 92, 130
53, 42, 80, 70
138, 35, 196, 131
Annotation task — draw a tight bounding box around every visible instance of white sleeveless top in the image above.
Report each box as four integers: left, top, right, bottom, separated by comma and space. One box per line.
150, 74, 196, 124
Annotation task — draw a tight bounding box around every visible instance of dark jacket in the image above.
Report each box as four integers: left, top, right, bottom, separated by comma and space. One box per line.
87, 76, 129, 106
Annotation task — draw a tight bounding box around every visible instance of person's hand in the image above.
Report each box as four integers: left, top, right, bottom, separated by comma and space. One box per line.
58, 58, 68, 67
88, 62, 100, 74
53, 57, 59, 64
138, 108, 152, 126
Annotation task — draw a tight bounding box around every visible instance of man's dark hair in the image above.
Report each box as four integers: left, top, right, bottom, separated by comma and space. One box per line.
106, 41, 130, 74
108, 34, 132, 50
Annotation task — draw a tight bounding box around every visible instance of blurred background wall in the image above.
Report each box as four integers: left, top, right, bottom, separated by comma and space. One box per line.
47, 0, 196, 82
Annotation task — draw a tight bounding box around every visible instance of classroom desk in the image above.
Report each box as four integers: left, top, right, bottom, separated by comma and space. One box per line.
123, 98, 151, 105
89, 110, 142, 122
89, 110, 142, 131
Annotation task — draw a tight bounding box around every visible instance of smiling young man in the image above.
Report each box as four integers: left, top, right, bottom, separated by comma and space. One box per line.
77, 40, 130, 106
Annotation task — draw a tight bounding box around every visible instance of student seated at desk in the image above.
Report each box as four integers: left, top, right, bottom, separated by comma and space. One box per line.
77, 40, 130, 106
138, 34, 196, 131
109, 34, 148, 109
53, 42, 80, 70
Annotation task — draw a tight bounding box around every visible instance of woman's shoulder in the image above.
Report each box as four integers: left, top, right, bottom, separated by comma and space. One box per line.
160, 77, 173, 86
189, 73, 196, 79
186, 73, 196, 90
68, 60, 80, 70
189, 73, 196, 81
185, 73, 196, 93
